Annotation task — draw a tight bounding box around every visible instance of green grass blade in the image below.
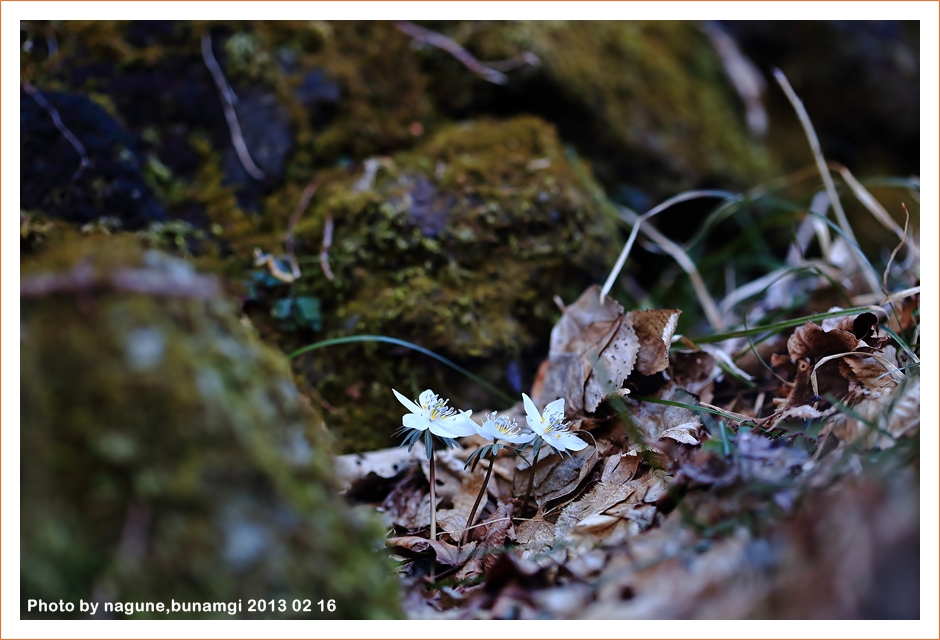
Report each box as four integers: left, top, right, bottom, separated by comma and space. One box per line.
689, 306, 879, 345
287, 334, 516, 404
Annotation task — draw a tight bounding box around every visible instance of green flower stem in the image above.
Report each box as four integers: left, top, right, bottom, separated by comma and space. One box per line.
461, 450, 496, 547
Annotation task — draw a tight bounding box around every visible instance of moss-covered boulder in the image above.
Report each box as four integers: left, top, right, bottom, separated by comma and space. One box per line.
20, 236, 401, 619
247, 116, 621, 452
437, 21, 772, 194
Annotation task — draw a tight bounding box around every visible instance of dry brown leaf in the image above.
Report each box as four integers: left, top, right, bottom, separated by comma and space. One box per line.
535, 285, 679, 413
584, 319, 639, 413
436, 465, 487, 542
555, 481, 638, 539
826, 376, 919, 448
787, 320, 860, 363
481, 501, 517, 573
513, 435, 599, 508
839, 345, 900, 392
629, 308, 681, 376
628, 382, 703, 448
386, 536, 477, 567
600, 452, 641, 485
515, 510, 556, 561
382, 465, 433, 531
669, 350, 719, 402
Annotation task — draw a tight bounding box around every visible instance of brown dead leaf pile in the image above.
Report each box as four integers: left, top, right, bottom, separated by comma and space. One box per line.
336, 284, 919, 619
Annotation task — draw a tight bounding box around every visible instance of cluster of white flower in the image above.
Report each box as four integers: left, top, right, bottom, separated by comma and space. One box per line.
392, 388, 588, 456
393, 387, 591, 543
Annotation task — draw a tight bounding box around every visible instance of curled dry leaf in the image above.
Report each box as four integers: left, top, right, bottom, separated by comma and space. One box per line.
386, 536, 477, 567
630, 308, 681, 376
627, 382, 703, 449
787, 320, 861, 363
513, 434, 599, 508
535, 285, 679, 414
515, 509, 556, 561
334, 445, 423, 494
436, 465, 488, 542
825, 376, 919, 448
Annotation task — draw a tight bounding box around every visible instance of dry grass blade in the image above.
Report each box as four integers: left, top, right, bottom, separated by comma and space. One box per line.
773, 69, 881, 295
600, 190, 736, 309
829, 162, 919, 258
810, 351, 906, 399
22, 81, 89, 184
616, 206, 725, 330
394, 21, 537, 85
201, 32, 265, 181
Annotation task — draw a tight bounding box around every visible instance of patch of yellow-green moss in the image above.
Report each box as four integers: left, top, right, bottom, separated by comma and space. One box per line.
456, 21, 772, 190
247, 116, 622, 452
20, 236, 401, 619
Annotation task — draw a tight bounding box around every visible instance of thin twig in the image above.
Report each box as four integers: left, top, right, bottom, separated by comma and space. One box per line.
201, 32, 265, 181
394, 21, 537, 85
22, 81, 89, 184
773, 69, 881, 294
285, 181, 318, 281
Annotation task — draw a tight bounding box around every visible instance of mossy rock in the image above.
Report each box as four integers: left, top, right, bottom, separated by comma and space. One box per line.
439, 21, 772, 193
20, 236, 401, 619
248, 116, 621, 452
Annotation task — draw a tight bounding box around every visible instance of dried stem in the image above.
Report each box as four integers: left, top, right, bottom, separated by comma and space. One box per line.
461, 452, 495, 547
429, 450, 437, 542
201, 32, 265, 181
522, 438, 542, 514
773, 69, 881, 295
394, 21, 537, 85
617, 205, 725, 331
284, 181, 318, 281
320, 214, 335, 281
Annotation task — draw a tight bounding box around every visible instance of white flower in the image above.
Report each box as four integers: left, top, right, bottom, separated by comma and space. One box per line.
393, 388, 477, 438
521, 393, 587, 452
476, 412, 535, 445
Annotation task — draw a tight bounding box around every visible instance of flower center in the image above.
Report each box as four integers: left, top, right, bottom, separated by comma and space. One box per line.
486, 411, 521, 437
544, 412, 570, 439
424, 394, 458, 420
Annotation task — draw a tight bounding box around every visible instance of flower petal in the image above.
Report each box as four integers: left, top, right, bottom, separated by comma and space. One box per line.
436, 411, 478, 437
393, 388, 422, 415
552, 431, 588, 451
403, 413, 430, 431
522, 393, 544, 433
502, 429, 536, 445
477, 419, 498, 441
418, 389, 436, 409
544, 397, 565, 418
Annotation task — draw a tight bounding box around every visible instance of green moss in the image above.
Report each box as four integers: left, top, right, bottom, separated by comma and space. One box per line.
20, 236, 401, 619
455, 21, 772, 190
254, 117, 621, 452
